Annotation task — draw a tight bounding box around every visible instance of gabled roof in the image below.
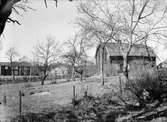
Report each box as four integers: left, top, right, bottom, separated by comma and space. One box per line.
95, 43, 156, 58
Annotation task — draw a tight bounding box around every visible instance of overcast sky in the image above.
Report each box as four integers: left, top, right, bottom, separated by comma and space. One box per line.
0, 1, 96, 62
0, 0, 167, 63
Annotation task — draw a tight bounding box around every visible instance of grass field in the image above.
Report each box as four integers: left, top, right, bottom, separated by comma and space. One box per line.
0, 76, 120, 121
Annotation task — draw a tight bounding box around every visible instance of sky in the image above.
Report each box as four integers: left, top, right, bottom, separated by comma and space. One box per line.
0, 1, 96, 62
0, 0, 167, 64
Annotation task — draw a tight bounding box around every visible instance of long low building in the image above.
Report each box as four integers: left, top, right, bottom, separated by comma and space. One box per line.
0, 62, 31, 76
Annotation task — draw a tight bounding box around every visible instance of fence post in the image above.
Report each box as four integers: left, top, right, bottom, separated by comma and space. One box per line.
19, 90, 22, 117
73, 85, 75, 100
3, 93, 6, 106
72, 85, 76, 107
119, 76, 122, 94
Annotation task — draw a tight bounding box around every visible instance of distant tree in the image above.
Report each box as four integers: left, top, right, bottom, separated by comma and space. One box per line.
18, 55, 29, 62
78, 0, 167, 82
33, 37, 60, 85
62, 34, 87, 82
6, 46, 19, 80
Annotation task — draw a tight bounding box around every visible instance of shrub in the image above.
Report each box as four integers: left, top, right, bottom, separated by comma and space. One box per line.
125, 68, 165, 107
23, 76, 29, 82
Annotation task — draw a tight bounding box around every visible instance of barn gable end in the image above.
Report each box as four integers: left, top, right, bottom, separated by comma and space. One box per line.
95, 43, 156, 76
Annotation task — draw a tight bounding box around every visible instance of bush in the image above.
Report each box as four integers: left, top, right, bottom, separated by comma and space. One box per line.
125, 68, 166, 107
0, 76, 41, 84
23, 76, 29, 82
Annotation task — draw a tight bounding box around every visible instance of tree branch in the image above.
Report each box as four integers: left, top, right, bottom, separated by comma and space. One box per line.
7, 17, 21, 25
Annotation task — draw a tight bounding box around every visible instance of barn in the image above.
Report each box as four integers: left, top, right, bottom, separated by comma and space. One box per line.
95, 43, 156, 76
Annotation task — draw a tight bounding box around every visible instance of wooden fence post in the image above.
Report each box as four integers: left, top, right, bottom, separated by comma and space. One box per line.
119, 76, 122, 94
72, 85, 76, 107
3, 93, 6, 106
19, 90, 22, 117
73, 85, 75, 100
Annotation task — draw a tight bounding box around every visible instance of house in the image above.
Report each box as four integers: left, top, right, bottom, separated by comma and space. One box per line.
95, 43, 156, 76
0, 62, 31, 76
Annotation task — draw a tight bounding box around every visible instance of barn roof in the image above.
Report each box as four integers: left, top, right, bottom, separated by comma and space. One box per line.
95, 43, 156, 58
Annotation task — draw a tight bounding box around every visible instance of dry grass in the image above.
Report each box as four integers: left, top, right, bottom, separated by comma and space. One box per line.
0, 76, 120, 121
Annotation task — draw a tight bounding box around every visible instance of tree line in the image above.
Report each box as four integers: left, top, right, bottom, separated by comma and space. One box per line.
2, 0, 167, 85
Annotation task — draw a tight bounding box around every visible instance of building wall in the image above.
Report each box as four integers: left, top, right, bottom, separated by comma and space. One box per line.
30, 65, 40, 76
107, 56, 155, 76
1, 66, 12, 75
96, 46, 108, 76
128, 57, 156, 77
0, 65, 31, 76
96, 47, 156, 77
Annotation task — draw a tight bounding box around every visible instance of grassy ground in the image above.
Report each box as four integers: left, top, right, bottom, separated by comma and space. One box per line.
0, 76, 120, 121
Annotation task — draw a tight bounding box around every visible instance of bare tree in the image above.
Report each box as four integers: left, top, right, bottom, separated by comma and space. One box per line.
33, 37, 60, 85
6, 46, 19, 80
78, 1, 119, 85
62, 34, 87, 82
78, 0, 167, 82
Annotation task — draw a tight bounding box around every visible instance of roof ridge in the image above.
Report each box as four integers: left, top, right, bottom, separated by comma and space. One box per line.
99, 42, 156, 57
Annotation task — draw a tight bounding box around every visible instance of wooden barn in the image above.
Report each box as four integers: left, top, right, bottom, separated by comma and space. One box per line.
95, 43, 156, 76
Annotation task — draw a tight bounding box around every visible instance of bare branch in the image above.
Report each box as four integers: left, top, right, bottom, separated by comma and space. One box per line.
7, 17, 21, 25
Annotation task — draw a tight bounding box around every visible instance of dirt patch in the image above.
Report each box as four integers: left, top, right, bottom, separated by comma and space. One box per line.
32, 91, 51, 96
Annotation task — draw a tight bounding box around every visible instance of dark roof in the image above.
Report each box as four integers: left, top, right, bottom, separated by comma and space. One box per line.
0, 61, 31, 66
95, 43, 156, 58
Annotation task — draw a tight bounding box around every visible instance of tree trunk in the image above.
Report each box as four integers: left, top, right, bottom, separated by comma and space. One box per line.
41, 73, 48, 85
0, 0, 21, 36
41, 68, 47, 85
80, 73, 83, 82
71, 65, 75, 81
41, 75, 47, 85
123, 55, 129, 80
10, 61, 15, 81
84, 60, 87, 80
101, 47, 105, 86
0, 10, 11, 36
12, 67, 15, 81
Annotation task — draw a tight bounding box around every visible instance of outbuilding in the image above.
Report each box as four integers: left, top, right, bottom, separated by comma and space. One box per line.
95, 43, 156, 76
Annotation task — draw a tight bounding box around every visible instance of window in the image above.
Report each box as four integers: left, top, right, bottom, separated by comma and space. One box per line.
24, 67, 30, 75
